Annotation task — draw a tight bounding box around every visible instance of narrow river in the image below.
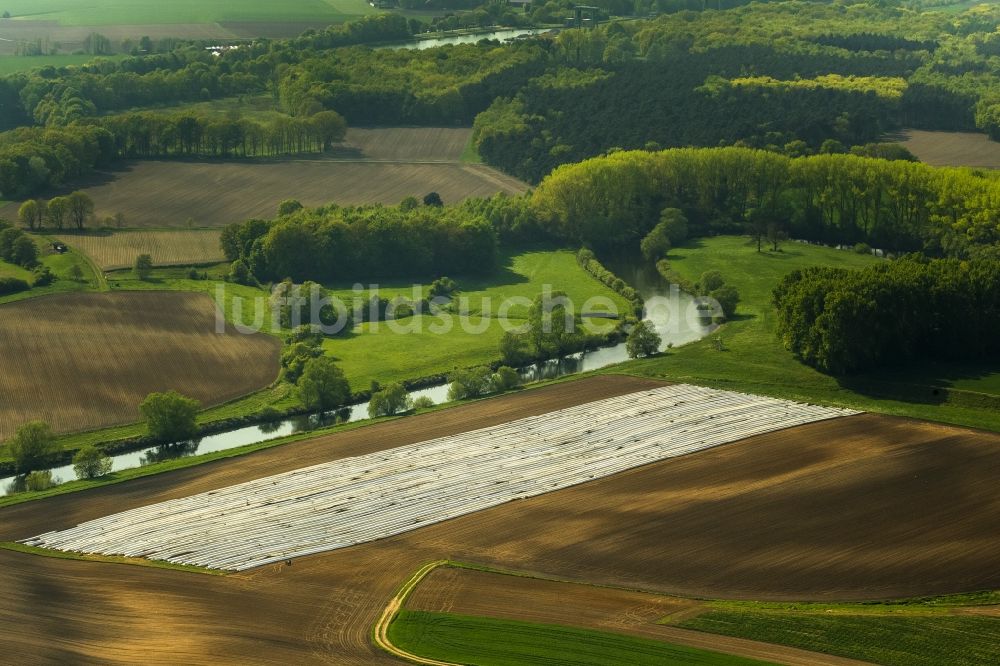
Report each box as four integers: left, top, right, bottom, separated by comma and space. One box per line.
1, 258, 714, 495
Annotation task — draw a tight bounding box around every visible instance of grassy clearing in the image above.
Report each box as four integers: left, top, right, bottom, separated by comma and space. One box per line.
58, 229, 224, 270
0, 541, 223, 576
0, 0, 375, 25
461, 131, 483, 163
113, 249, 630, 392
323, 249, 631, 390
0, 233, 100, 305
611, 236, 1000, 432
388, 611, 770, 666
678, 609, 1000, 666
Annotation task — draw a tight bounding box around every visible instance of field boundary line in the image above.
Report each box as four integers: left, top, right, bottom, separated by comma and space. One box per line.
372, 559, 460, 666
392, 561, 875, 666
0, 541, 224, 576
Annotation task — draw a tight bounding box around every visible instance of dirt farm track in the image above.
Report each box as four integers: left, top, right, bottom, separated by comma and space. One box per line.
2, 375, 1000, 664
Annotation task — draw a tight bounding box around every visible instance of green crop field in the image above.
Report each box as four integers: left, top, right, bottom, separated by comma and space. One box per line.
612, 236, 1000, 431
388, 611, 769, 666
0, 1, 375, 26
678, 602, 1000, 666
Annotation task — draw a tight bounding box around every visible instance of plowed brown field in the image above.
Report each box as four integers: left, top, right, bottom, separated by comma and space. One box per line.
0, 128, 527, 228
1, 376, 998, 664
0, 292, 280, 440
895, 129, 1000, 168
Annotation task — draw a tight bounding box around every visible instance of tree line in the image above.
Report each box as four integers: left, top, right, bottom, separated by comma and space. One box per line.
773, 256, 1000, 374
221, 202, 499, 283
471, 1, 979, 182
529, 147, 1000, 255
95, 109, 346, 159
2, 3, 1000, 202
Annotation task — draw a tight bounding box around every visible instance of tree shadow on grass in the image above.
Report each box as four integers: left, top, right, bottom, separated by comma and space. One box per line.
837, 360, 1000, 407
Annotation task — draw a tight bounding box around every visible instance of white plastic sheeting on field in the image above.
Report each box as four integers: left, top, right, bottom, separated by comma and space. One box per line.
23, 385, 858, 571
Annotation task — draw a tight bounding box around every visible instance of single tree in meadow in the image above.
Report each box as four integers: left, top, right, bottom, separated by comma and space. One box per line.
626, 320, 662, 359
134, 253, 153, 280
298, 357, 351, 411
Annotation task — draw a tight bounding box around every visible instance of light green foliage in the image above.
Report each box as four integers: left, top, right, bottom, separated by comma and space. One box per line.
626, 320, 661, 359
277, 199, 303, 217
320, 250, 629, 391
447, 366, 494, 401
698, 271, 725, 294
412, 396, 435, 410
297, 357, 350, 411
729, 75, 908, 100
72, 444, 113, 480
640, 222, 671, 262
139, 390, 201, 443
7, 421, 59, 473
498, 331, 532, 367
492, 365, 521, 391
368, 382, 413, 418
710, 285, 740, 319
23, 470, 57, 492
388, 611, 768, 666
532, 147, 1000, 253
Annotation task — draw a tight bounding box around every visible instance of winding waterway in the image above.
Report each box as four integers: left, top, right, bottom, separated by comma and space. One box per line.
1, 259, 714, 496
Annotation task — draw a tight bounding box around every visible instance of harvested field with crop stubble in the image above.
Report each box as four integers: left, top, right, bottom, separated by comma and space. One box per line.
57, 230, 224, 270
0, 292, 279, 440
335, 127, 475, 162
0, 128, 526, 228
0, 160, 526, 229
895, 129, 1000, 168
1, 376, 999, 664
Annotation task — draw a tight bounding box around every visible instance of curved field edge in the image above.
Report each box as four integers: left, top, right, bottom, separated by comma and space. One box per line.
387, 611, 771, 666
375, 561, 769, 666
399, 562, 1000, 666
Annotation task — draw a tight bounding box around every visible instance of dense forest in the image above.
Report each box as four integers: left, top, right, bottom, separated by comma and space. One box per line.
221, 203, 498, 283
530, 147, 1000, 255
773, 256, 1000, 374
475, 2, 1000, 180
4, 3, 1000, 200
